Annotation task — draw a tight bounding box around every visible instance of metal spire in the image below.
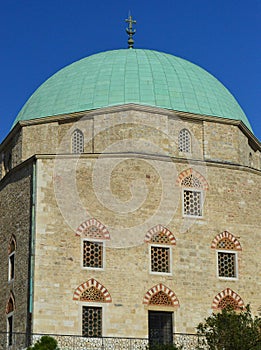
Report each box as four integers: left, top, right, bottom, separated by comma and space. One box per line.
125, 12, 136, 49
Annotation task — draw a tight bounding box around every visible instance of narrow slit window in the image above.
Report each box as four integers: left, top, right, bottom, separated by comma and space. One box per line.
8, 238, 16, 281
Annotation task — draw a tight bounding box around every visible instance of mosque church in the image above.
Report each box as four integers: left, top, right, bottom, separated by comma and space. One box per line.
0, 16, 260, 349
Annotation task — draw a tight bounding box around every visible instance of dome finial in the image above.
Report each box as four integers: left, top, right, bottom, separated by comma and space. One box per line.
125, 11, 136, 49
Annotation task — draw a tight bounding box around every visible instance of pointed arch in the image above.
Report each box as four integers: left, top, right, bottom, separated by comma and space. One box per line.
176, 168, 209, 190
75, 218, 110, 239
8, 235, 16, 255
6, 292, 15, 314
8, 235, 16, 281
212, 288, 244, 310
144, 225, 176, 245
143, 284, 179, 308
73, 278, 112, 303
211, 231, 242, 251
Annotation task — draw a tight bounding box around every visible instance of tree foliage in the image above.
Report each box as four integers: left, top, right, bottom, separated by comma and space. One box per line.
27, 335, 59, 350
197, 305, 261, 350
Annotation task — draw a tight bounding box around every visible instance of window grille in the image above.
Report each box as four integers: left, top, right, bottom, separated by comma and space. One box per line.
218, 252, 236, 278
217, 238, 235, 250
80, 287, 105, 302
82, 306, 102, 337
181, 174, 202, 188
150, 246, 170, 273
183, 190, 202, 216
178, 129, 191, 153
150, 232, 172, 245
218, 296, 241, 310
149, 291, 173, 306
72, 129, 84, 153
83, 240, 103, 268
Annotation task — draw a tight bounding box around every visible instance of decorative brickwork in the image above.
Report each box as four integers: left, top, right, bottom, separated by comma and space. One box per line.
73, 279, 112, 303
76, 218, 110, 239
176, 168, 209, 190
6, 292, 15, 314
211, 231, 242, 251
143, 284, 179, 308
212, 288, 244, 310
144, 225, 176, 245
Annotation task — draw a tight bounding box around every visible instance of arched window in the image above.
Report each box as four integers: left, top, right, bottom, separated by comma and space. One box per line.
73, 279, 111, 338
212, 288, 244, 310
6, 293, 15, 346
178, 128, 191, 153
76, 218, 110, 270
71, 129, 84, 153
145, 225, 176, 275
8, 236, 16, 281
177, 169, 208, 217
211, 231, 241, 279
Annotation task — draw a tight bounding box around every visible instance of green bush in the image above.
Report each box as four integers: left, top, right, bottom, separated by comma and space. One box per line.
197, 305, 261, 350
27, 335, 59, 350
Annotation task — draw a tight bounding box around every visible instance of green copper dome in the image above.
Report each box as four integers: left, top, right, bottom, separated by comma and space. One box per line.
13, 49, 252, 130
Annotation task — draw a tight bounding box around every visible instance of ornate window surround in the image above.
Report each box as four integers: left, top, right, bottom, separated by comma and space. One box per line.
211, 231, 241, 280
143, 283, 180, 309
212, 288, 244, 310
177, 168, 208, 218
76, 218, 110, 271
145, 225, 176, 276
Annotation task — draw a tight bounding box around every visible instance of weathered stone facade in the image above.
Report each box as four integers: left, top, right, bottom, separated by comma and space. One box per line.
0, 105, 260, 342
0, 161, 33, 334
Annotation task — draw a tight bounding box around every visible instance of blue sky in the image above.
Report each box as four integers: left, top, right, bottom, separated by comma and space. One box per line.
0, 0, 260, 142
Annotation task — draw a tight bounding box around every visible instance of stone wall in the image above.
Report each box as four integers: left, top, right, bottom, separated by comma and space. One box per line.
1, 106, 260, 176
0, 106, 260, 339
0, 162, 33, 333
32, 152, 261, 336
